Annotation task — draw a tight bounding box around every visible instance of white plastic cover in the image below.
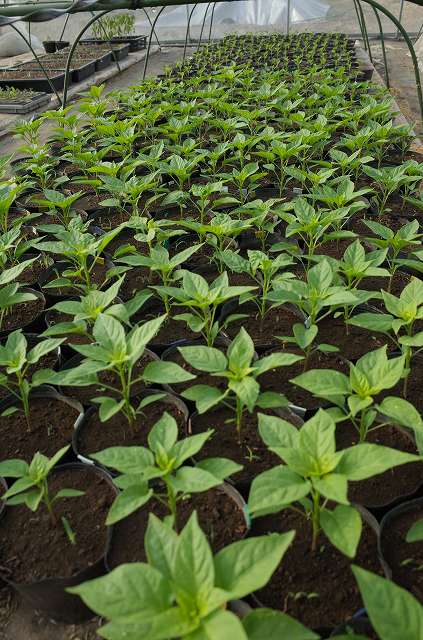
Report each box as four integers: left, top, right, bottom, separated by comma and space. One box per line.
138, 0, 329, 29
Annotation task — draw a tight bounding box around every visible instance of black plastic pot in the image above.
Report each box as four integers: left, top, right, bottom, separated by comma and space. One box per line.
106, 480, 250, 571
379, 496, 423, 585
0, 386, 83, 466
43, 40, 69, 53
72, 390, 189, 467
0, 288, 46, 340
38, 257, 114, 301
81, 36, 145, 52
1, 462, 117, 623
251, 505, 388, 636
94, 50, 112, 71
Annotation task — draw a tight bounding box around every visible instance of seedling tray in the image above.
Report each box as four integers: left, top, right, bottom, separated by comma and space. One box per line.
81, 35, 146, 52
0, 70, 66, 93
80, 40, 130, 61
0, 91, 50, 114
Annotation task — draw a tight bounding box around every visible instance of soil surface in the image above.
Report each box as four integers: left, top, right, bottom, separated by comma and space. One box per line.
0, 396, 80, 463
0, 465, 115, 582
189, 406, 299, 492
75, 394, 187, 462
251, 508, 382, 630
380, 502, 423, 603
336, 422, 423, 508
225, 303, 301, 349
316, 315, 387, 360
107, 485, 247, 569
1, 297, 44, 333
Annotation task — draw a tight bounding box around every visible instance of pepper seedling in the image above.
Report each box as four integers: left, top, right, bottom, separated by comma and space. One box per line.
248, 409, 419, 554
70, 511, 301, 640
91, 411, 241, 527
292, 345, 423, 445
180, 327, 301, 438
0, 446, 83, 529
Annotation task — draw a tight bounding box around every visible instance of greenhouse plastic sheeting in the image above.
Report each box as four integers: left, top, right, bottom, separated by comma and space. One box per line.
136, 0, 329, 27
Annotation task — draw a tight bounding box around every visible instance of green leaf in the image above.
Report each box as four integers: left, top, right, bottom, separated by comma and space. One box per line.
214, 532, 294, 599
173, 512, 214, 606
68, 563, 172, 620
143, 360, 196, 384
178, 346, 227, 373
196, 457, 242, 481
313, 473, 349, 505
145, 513, 178, 579
248, 466, 311, 517
173, 466, 222, 493
377, 396, 423, 447
258, 413, 300, 449
336, 443, 419, 481
254, 352, 303, 376
106, 484, 153, 525
95, 397, 125, 423
229, 377, 260, 412
91, 446, 154, 474
242, 609, 318, 640
406, 518, 423, 543
171, 431, 213, 466
227, 328, 255, 371
194, 609, 248, 640
181, 385, 227, 414
292, 369, 350, 398
320, 505, 362, 558
0, 459, 29, 478
148, 412, 178, 454
352, 566, 423, 640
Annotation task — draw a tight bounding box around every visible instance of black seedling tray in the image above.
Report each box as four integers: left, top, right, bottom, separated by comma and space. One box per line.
0, 70, 66, 93
81, 35, 146, 52
0, 91, 50, 114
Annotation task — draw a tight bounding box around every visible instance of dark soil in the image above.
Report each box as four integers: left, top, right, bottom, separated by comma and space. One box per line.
189, 406, 299, 490
137, 302, 200, 348
0, 396, 80, 464
251, 509, 382, 630
313, 238, 357, 260
119, 267, 160, 301
45, 309, 90, 345
0, 466, 115, 582
76, 394, 187, 462
316, 315, 387, 360
225, 303, 301, 349
380, 502, 423, 603
336, 422, 423, 508
360, 271, 413, 311
17, 259, 52, 287
1, 297, 44, 333
257, 348, 349, 410
41, 261, 110, 297
107, 486, 248, 569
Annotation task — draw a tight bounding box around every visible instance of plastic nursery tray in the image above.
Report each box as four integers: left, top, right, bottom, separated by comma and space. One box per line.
0, 68, 65, 93
80, 40, 130, 61
21, 60, 96, 84
81, 35, 146, 52
0, 91, 50, 114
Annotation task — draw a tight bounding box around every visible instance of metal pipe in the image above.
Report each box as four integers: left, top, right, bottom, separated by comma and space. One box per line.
183, 3, 198, 61
8, 22, 63, 104
197, 1, 211, 52
359, 0, 423, 121
62, 8, 113, 106
356, 0, 373, 63
371, 4, 390, 88
141, 7, 161, 49
142, 5, 164, 79
208, 1, 216, 42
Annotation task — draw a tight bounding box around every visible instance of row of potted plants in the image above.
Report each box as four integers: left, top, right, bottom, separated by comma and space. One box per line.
0, 32, 423, 638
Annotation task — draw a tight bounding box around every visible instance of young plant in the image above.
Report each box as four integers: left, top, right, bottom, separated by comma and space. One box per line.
0, 330, 64, 429
348, 277, 423, 396
0, 446, 83, 527
91, 411, 241, 526
45, 314, 194, 427
70, 511, 300, 640
0, 262, 38, 331
248, 409, 418, 554
292, 346, 423, 444
180, 327, 301, 438
154, 270, 256, 347
34, 189, 85, 227
363, 165, 413, 216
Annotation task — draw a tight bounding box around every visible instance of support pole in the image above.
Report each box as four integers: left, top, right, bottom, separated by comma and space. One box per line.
183, 2, 198, 60
142, 4, 164, 79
